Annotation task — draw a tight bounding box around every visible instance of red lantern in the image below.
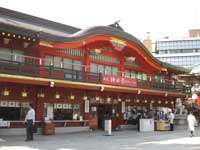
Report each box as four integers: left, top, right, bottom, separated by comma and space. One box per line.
196, 96, 200, 106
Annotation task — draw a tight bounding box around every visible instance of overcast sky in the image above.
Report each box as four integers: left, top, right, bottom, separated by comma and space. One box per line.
1, 0, 200, 41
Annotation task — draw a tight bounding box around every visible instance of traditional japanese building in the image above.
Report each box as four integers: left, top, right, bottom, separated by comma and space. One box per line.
0, 7, 190, 132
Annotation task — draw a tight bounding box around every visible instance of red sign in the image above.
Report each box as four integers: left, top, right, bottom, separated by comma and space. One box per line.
102, 75, 137, 87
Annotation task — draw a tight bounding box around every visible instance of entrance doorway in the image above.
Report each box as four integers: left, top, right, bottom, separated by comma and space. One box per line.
96, 104, 112, 129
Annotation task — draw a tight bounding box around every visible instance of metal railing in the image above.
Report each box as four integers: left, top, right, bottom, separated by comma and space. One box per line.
0, 58, 190, 93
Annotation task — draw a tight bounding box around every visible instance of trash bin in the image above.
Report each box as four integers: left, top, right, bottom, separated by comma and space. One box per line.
104, 119, 112, 136
43, 119, 55, 135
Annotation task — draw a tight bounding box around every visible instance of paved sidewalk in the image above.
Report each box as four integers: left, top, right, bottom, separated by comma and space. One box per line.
1, 128, 200, 150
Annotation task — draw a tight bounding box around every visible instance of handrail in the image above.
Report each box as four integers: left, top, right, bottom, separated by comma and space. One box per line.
0, 58, 190, 93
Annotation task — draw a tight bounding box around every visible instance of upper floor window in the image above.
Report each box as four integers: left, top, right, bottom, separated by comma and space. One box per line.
90, 63, 119, 75
152, 75, 166, 83
44, 55, 82, 71
89, 51, 119, 64
56, 48, 84, 57
125, 70, 136, 78
0, 48, 24, 62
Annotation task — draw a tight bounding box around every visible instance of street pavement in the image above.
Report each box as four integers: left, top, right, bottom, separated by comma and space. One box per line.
1, 128, 200, 150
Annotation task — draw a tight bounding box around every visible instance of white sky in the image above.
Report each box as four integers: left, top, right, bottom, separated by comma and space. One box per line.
1, 0, 200, 41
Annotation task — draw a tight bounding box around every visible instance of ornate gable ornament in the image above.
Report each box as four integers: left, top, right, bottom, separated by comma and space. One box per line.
110, 37, 126, 51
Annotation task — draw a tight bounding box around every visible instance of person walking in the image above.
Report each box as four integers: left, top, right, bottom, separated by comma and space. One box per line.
187, 111, 196, 137
168, 110, 174, 131
25, 103, 35, 141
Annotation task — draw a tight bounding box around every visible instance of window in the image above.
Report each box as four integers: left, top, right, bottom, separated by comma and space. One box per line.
54, 56, 62, 68
63, 58, 72, 69
105, 66, 112, 75
90, 63, 98, 73
125, 70, 130, 78
45, 55, 82, 71
0, 48, 25, 62
98, 64, 105, 74
112, 67, 118, 76
73, 60, 82, 71
90, 63, 119, 75
0, 48, 12, 60
137, 72, 142, 80
142, 73, 147, 81
45, 55, 54, 66
125, 70, 137, 79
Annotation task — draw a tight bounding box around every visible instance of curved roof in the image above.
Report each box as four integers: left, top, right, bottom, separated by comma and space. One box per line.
39, 26, 189, 73
0, 7, 189, 74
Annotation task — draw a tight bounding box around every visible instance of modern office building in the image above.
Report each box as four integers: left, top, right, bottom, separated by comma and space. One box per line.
0, 7, 189, 132
154, 35, 200, 67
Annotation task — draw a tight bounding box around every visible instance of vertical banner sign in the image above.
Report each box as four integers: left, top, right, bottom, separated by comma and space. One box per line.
122, 101, 125, 113
85, 100, 90, 113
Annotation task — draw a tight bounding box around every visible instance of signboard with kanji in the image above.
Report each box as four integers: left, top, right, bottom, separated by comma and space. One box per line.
102, 75, 137, 87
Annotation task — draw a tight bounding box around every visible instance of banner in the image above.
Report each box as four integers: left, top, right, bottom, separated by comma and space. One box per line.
84, 100, 90, 113
102, 75, 137, 87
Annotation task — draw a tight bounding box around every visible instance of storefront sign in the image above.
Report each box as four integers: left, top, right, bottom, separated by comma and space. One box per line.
102, 75, 137, 87
63, 104, 68, 109
54, 103, 63, 109
0, 101, 8, 107
53, 103, 72, 109
8, 101, 16, 107
85, 100, 89, 113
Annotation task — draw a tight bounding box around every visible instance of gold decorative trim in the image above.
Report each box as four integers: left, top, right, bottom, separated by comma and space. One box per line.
39, 40, 53, 48
0, 73, 186, 97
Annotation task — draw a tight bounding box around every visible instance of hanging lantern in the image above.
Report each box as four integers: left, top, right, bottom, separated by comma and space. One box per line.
3, 38, 10, 44
55, 93, 60, 99
158, 100, 161, 104
165, 101, 169, 104
107, 97, 111, 103
151, 100, 154, 104
118, 97, 122, 102
144, 100, 148, 103
95, 96, 100, 101
2, 88, 10, 96
22, 90, 28, 97
136, 99, 140, 103
83, 96, 87, 100
70, 95, 75, 100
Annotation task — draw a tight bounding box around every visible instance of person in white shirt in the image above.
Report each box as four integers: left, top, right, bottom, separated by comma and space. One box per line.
25, 103, 35, 141
187, 112, 196, 137
168, 110, 174, 131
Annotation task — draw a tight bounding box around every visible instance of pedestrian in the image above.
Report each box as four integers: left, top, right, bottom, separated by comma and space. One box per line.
24, 103, 35, 141
168, 110, 174, 131
187, 111, 196, 137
